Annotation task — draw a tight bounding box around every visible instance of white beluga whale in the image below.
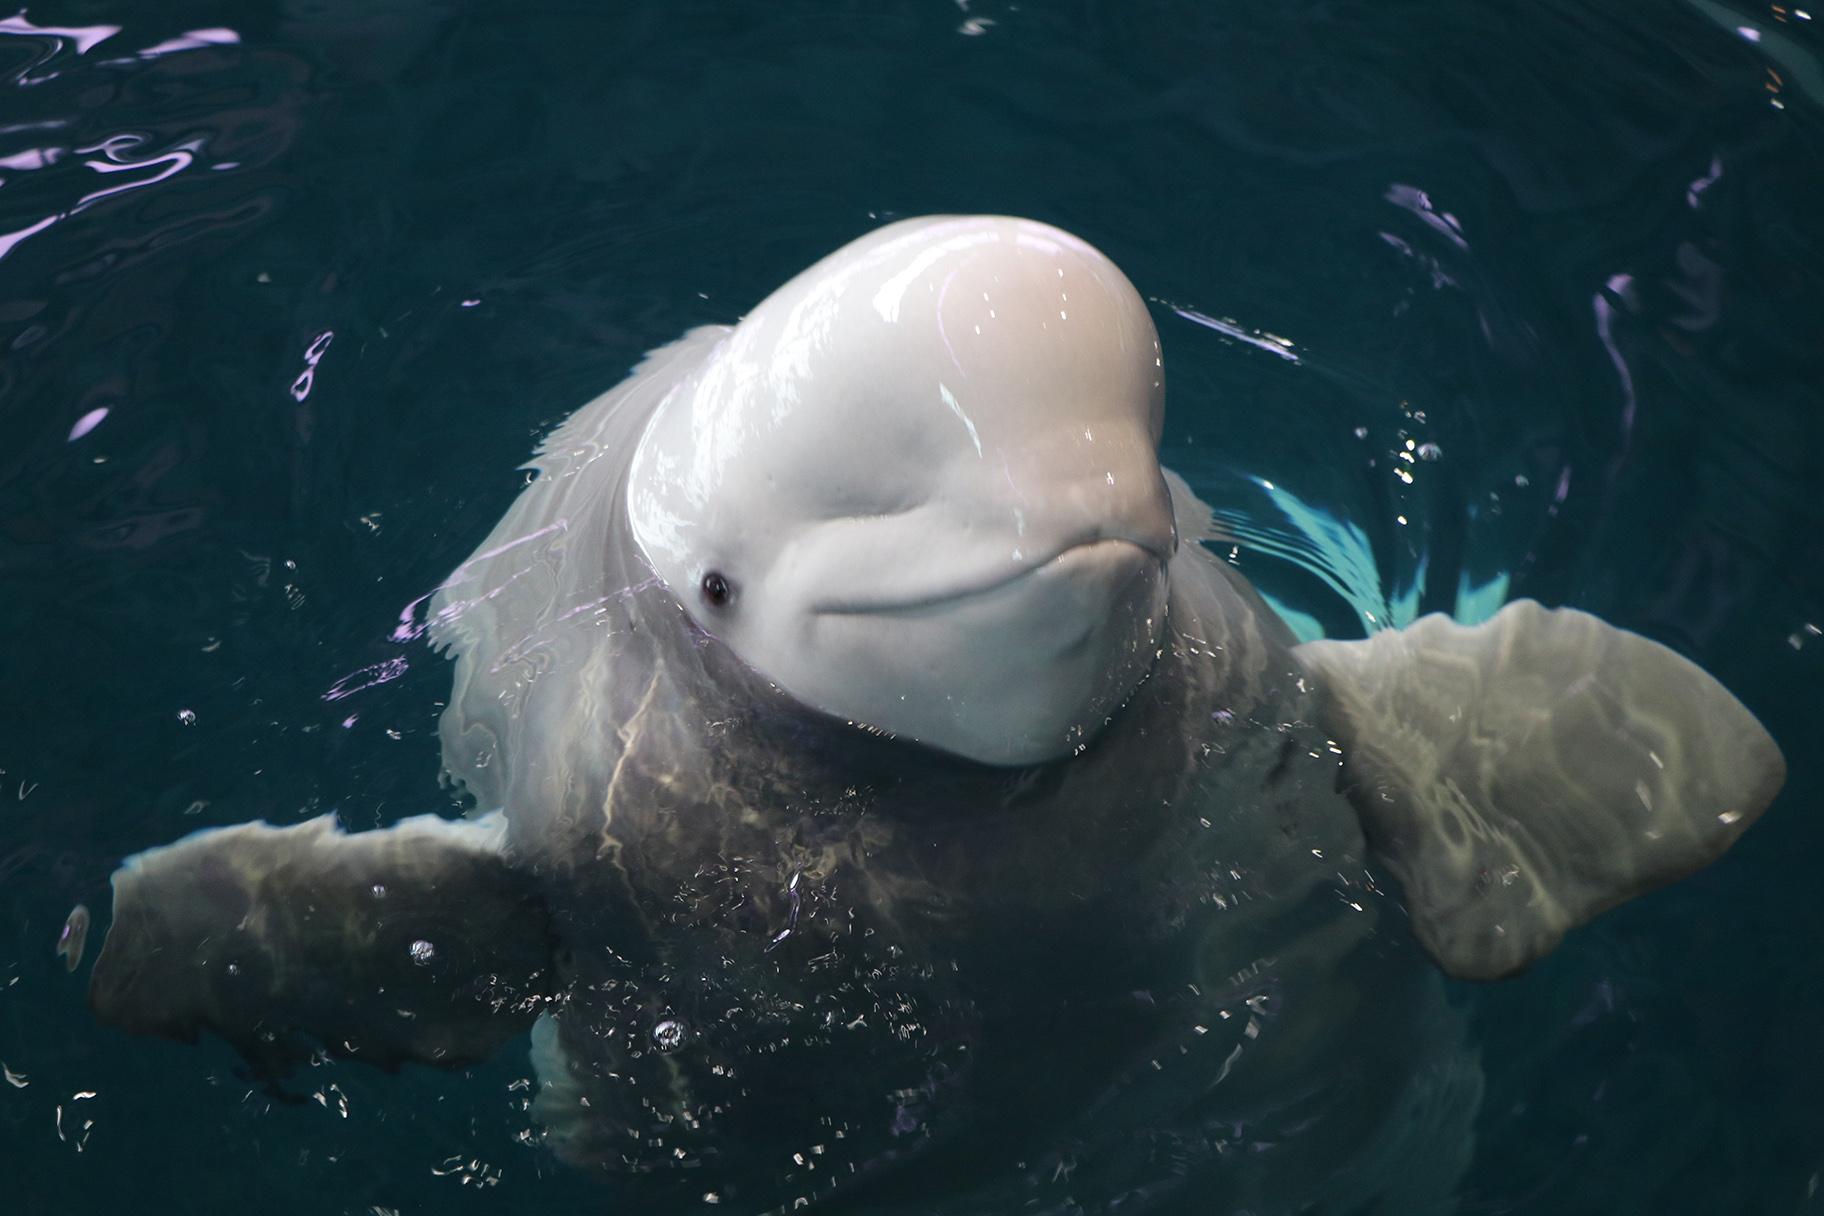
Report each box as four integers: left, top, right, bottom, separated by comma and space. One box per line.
625, 216, 1174, 767
86, 216, 1786, 1213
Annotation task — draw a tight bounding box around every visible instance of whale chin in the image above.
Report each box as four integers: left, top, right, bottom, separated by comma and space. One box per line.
782, 538, 1170, 769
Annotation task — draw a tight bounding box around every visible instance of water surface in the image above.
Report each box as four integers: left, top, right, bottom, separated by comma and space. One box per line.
1, 2, 1820, 1212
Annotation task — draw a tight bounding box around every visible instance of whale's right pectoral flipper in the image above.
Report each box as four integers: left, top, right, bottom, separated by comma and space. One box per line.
88, 812, 557, 1076
1296, 599, 1786, 981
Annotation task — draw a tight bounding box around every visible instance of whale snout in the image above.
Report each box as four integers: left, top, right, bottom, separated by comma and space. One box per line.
1018, 538, 1165, 655
812, 528, 1168, 621
785, 527, 1169, 767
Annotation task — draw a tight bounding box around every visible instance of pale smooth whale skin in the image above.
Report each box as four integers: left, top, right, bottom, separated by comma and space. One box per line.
86, 216, 1785, 1214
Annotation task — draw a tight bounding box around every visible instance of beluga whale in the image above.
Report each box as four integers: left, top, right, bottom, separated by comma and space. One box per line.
85, 216, 1786, 1213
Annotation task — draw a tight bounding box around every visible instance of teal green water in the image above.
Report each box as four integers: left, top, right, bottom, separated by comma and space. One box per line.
1, 2, 1820, 1212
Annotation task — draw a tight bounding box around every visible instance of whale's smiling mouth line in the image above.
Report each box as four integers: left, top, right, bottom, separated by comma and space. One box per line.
814, 538, 1161, 617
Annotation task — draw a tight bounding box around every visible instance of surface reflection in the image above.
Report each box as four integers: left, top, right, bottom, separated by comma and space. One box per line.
0, 2, 1816, 1215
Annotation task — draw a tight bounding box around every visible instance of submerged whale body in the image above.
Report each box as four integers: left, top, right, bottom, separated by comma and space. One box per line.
87, 216, 1785, 1213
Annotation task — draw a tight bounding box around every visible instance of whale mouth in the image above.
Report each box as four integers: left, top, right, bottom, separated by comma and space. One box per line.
813, 537, 1163, 617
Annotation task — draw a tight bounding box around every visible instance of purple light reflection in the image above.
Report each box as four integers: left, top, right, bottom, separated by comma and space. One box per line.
323, 656, 409, 702
0, 147, 61, 171
1171, 306, 1299, 363
389, 519, 571, 643
290, 330, 333, 402
0, 15, 120, 54
0, 215, 57, 261
0, 133, 210, 264
67, 406, 108, 441
133, 28, 238, 60
74, 135, 200, 210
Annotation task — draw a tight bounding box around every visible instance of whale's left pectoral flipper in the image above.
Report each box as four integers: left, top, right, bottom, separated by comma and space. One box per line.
1296, 599, 1786, 980
89, 812, 557, 1076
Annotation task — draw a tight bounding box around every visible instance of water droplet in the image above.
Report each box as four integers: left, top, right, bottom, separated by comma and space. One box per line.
409, 940, 436, 965
651, 1019, 686, 1052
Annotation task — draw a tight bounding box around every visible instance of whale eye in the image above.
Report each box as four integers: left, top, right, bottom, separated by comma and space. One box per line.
700, 571, 732, 608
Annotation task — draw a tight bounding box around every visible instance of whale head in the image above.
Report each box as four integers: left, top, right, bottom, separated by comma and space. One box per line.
628, 215, 1175, 766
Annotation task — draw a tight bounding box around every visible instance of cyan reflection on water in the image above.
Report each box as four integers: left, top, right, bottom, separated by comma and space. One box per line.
0, 2, 1820, 1213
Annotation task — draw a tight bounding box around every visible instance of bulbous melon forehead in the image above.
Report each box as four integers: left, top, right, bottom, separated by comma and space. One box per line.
665, 216, 1165, 511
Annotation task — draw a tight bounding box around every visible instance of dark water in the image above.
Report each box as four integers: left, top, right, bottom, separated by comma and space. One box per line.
1, 1, 1820, 1212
